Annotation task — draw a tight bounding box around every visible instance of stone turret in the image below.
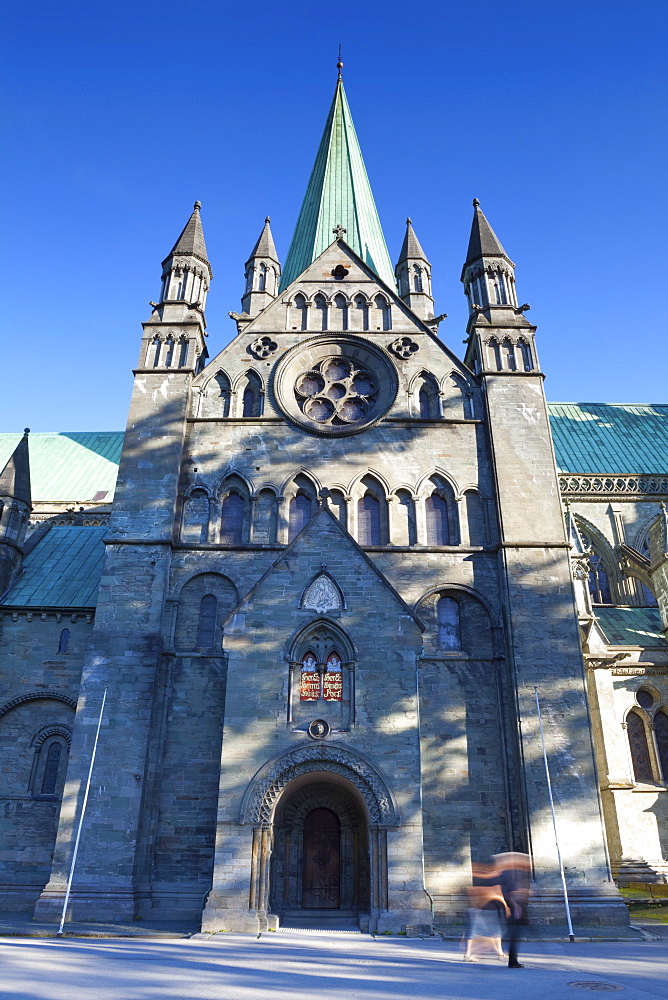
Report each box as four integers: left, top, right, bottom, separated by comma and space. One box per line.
241, 217, 281, 318
140, 202, 211, 374
0, 429, 32, 596
395, 218, 434, 320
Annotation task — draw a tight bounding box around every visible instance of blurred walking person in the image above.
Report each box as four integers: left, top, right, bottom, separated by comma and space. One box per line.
494, 852, 531, 968
463, 861, 509, 962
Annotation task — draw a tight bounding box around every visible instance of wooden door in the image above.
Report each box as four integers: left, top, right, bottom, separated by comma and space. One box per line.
302, 808, 340, 909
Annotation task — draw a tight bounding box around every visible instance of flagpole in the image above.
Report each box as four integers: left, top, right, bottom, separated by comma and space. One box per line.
57, 688, 107, 937
534, 686, 575, 942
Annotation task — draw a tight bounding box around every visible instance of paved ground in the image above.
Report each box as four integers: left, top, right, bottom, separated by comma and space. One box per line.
1, 932, 667, 1000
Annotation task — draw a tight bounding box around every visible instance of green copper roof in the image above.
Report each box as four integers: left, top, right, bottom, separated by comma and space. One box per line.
280, 78, 395, 291
594, 606, 667, 647
3, 526, 106, 608
0, 432, 123, 503
547, 403, 668, 475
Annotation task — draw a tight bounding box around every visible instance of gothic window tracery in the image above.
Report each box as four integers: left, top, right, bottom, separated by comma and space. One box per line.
299, 650, 344, 702
587, 551, 613, 604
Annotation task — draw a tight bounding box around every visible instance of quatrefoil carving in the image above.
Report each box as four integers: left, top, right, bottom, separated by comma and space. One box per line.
389, 336, 419, 359
249, 336, 278, 359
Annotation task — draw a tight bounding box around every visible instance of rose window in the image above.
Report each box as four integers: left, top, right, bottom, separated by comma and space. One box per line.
294, 357, 378, 427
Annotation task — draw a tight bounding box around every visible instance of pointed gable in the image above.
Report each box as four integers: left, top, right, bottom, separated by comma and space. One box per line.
464, 199, 512, 267
0, 429, 31, 505
280, 78, 395, 291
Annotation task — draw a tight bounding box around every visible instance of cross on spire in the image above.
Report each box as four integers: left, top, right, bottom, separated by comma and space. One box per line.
332, 224, 347, 239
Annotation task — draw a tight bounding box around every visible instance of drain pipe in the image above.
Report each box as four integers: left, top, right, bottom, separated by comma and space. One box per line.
415, 652, 435, 930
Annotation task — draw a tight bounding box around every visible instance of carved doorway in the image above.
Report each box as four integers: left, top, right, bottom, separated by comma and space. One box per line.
302, 808, 340, 908
269, 780, 369, 919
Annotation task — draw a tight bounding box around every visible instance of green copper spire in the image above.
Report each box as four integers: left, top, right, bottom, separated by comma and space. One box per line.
280, 78, 395, 291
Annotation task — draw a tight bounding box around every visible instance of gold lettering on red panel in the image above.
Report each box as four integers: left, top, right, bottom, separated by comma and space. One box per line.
300, 653, 320, 701
324, 653, 343, 702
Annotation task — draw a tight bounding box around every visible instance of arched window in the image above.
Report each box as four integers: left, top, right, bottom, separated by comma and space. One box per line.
354, 295, 369, 331
627, 710, 653, 783
358, 493, 381, 545
416, 373, 439, 419
197, 594, 218, 649
441, 376, 467, 418
518, 339, 533, 372
182, 488, 209, 543
437, 597, 461, 650
588, 552, 612, 604
209, 372, 231, 417
494, 272, 508, 304
254, 489, 277, 544
258, 263, 267, 291
174, 572, 238, 651
374, 295, 391, 331
57, 628, 70, 654
489, 338, 502, 370
241, 371, 263, 417
177, 337, 189, 368
327, 490, 347, 530
314, 294, 328, 331
289, 492, 312, 540
164, 338, 175, 368
220, 492, 245, 545
503, 338, 517, 371
333, 293, 348, 331
40, 741, 63, 795
151, 336, 162, 368
413, 265, 423, 292
324, 651, 343, 701
655, 710, 668, 781
426, 493, 450, 545
294, 293, 308, 331
395, 490, 417, 545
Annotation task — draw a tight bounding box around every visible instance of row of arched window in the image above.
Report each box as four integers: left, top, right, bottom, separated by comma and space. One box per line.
148, 334, 190, 369
290, 293, 392, 332
181, 473, 487, 548
465, 266, 518, 310
626, 689, 668, 785
486, 337, 533, 372
197, 368, 476, 421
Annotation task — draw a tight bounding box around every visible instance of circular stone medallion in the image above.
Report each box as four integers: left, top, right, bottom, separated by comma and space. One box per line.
308, 719, 331, 740
272, 336, 398, 436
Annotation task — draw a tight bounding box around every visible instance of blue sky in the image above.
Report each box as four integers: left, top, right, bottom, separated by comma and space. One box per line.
2, 0, 666, 431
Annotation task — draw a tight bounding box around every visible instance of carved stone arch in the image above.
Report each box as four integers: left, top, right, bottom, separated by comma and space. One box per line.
574, 515, 621, 602
173, 571, 239, 651
214, 468, 255, 499
416, 468, 460, 500
232, 368, 265, 393
415, 583, 500, 659
286, 616, 357, 664
0, 691, 77, 720
348, 468, 392, 501
30, 724, 72, 750
410, 369, 440, 419
239, 741, 400, 827
184, 482, 212, 499
300, 571, 345, 614
279, 468, 322, 501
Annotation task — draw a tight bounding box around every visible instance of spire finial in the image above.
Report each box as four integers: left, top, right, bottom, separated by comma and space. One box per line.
406, 217, 412, 226
337, 44, 343, 77
472, 198, 480, 208
194, 200, 202, 210
23, 428, 30, 435
265, 216, 271, 224
333, 223, 346, 240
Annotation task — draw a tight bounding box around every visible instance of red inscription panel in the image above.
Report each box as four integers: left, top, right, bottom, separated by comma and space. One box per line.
324, 653, 343, 701
300, 653, 320, 701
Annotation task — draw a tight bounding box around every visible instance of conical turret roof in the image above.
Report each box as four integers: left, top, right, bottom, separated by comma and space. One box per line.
280, 77, 395, 290
163, 201, 211, 270
246, 217, 279, 264
0, 429, 31, 505
464, 199, 511, 266
396, 218, 429, 265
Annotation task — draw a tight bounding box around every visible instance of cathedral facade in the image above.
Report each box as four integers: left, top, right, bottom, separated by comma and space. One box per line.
1, 74, 666, 932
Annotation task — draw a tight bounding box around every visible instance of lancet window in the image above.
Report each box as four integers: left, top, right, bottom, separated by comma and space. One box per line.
354, 295, 369, 331
289, 492, 313, 540
57, 628, 70, 654
627, 709, 653, 783
241, 371, 263, 417
294, 293, 308, 331
220, 491, 245, 545
437, 597, 461, 650
197, 594, 218, 649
